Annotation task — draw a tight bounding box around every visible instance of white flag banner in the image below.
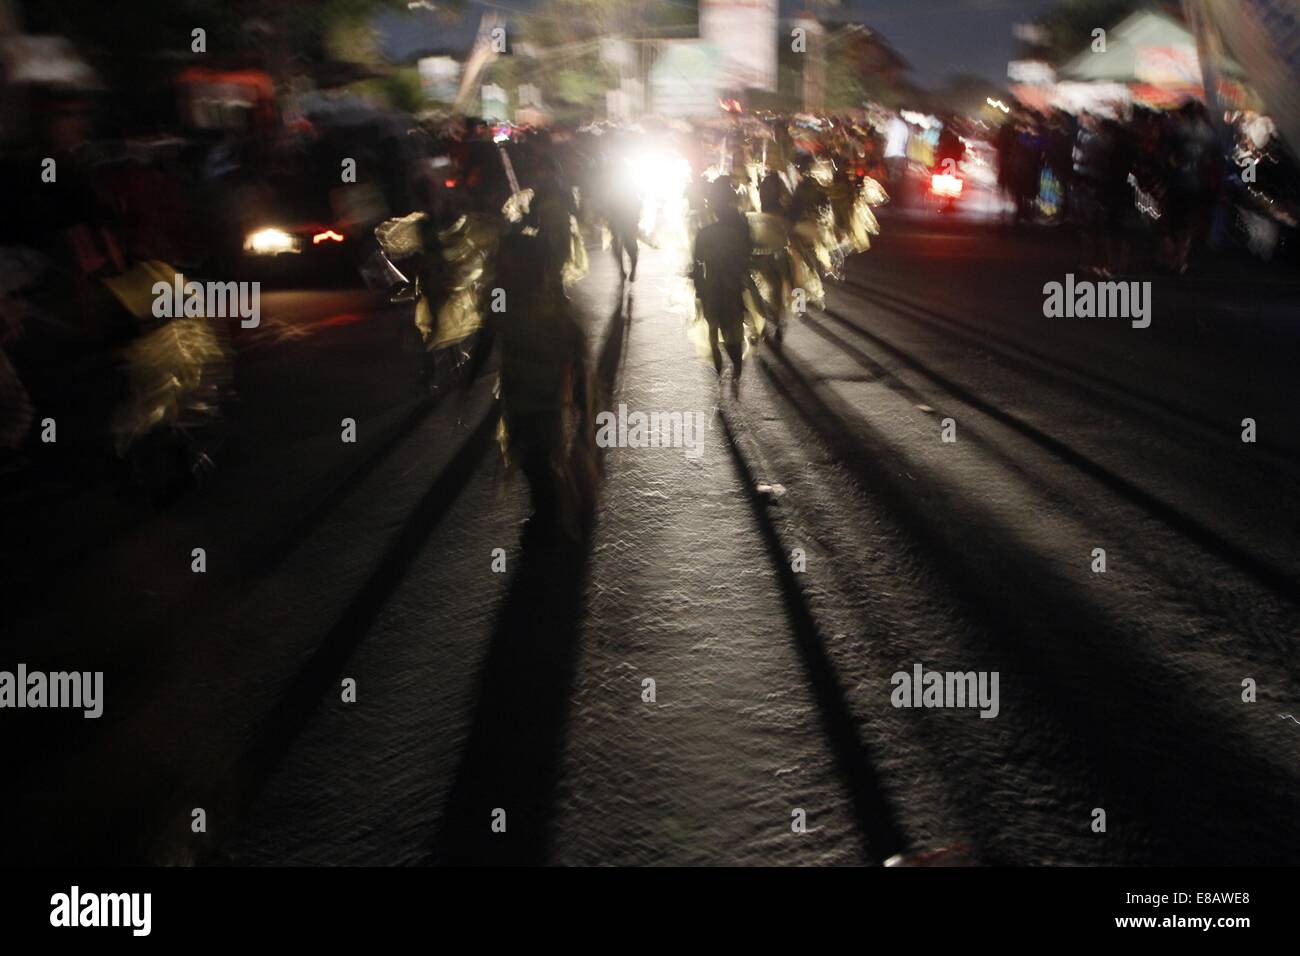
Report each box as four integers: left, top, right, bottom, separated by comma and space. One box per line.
1187, 0, 1300, 149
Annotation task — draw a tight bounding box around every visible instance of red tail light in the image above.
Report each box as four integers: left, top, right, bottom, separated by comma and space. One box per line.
312, 229, 345, 244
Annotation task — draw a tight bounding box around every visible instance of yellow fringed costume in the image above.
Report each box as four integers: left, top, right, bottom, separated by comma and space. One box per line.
100, 260, 231, 457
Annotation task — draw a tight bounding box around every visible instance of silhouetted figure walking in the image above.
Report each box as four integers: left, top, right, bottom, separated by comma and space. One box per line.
489, 233, 595, 540
691, 179, 753, 398
605, 184, 641, 283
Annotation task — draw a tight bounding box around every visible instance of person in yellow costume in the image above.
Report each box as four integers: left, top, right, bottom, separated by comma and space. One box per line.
488, 232, 596, 542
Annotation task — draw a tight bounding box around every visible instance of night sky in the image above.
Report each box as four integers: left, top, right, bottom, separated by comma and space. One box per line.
379, 0, 1065, 88
835, 0, 1062, 86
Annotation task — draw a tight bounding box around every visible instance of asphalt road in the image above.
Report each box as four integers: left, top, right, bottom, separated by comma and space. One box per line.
3, 215, 1299, 866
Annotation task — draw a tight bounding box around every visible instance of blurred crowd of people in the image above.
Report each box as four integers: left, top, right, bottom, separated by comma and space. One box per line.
375, 111, 890, 538
6, 57, 1296, 539
994, 100, 1300, 275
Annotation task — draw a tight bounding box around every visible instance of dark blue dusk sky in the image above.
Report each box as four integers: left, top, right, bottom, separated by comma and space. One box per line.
834, 0, 1062, 86
379, 0, 1066, 88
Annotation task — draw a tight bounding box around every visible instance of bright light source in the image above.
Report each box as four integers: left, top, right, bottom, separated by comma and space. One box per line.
627, 150, 690, 196
930, 173, 964, 198
244, 227, 299, 255
621, 144, 693, 252
312, 229, 345, 244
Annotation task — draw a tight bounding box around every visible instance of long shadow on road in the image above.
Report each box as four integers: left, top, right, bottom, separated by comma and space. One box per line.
180, 409, 500, 866
719, 407, 908, 864
428, 288, 630, 865
758, 343, 1300, 864
428, 520, 593, 865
